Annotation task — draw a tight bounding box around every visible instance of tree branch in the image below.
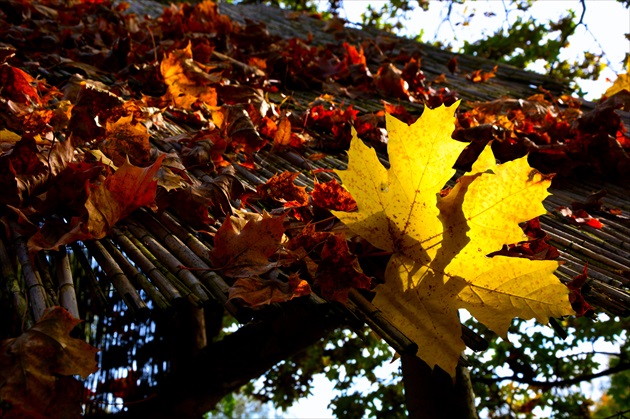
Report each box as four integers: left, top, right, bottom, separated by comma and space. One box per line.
475, 362, 630, 389
90, 299, 344, 419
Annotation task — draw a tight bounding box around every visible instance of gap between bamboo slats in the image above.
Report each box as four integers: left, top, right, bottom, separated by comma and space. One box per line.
69, 242, 109, 309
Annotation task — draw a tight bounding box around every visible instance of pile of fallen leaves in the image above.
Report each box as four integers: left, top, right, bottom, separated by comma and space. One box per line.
0, 0, 628, 416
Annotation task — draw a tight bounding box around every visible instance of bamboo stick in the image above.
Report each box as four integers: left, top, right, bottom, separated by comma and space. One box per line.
100, 239, 171, 312
126, 222, 212, 304
111, 227, 183, 302
119, 227, 202, 307
548, 229, 630, 271
135, 214, 237, 308
0, 233, 29, 327
54, 246, 80, 319
9, 220, 48, 321
84, 240, 149, 319
34, 253, 59, 306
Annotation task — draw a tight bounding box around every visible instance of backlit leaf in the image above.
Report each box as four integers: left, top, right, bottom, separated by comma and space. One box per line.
333, 103, 573, 376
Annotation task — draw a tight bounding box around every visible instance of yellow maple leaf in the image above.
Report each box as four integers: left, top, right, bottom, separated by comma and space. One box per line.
333, 103, 574, 376
604, 59, 630, 97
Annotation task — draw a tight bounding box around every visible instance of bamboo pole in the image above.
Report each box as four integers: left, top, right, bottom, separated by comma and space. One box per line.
125, 222, 212, 305
9, 220, 48, 321
100, 239, 171, 312
84, 240, 149, 319
54, 246, 80, 319
111, 227, 183, 302
119, 227, 203, 307
348, 288, 418, 355
134, 214, 250, 317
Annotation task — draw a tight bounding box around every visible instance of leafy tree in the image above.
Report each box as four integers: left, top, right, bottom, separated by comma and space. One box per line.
236, 0, 629, 95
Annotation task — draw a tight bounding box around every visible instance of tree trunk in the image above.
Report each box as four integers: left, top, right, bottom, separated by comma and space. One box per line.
402, 354, 479, 419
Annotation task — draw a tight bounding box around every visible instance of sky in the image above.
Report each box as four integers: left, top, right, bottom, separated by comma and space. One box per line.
282, 1, 630, 418
336, 0, 630, 100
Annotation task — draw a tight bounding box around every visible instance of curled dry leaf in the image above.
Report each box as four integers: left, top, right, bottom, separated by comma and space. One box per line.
310, 178, 357, 211
567, 264, 596, 317
228, 273, 311, 307
257, 171, 309, 208
0, 307, 99, 418
28, 155, 164, 253
210, 212, 286, 277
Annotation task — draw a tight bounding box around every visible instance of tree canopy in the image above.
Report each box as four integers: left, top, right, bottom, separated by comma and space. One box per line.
238, 0, 629, 96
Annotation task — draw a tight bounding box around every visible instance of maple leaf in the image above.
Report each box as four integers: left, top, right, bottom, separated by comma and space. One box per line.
316, 233, 371, 304
0, 307, 98, 418
228, 273, 311, 307
28, 155, 164, 253
604, 63, 630, 98
101, 114, 152, 167
310, 178, 357, 211
257, 171, 309, 208
160, 42, 219, 110
333, 102, 573, 376
210, 212, 286, 277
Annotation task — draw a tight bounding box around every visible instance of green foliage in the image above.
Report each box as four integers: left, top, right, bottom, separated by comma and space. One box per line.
466, 314, 630, 418
221, 326, 405, 417
242, 0, 624, 95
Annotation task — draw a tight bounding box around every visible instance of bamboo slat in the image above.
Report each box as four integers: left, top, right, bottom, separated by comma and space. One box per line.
9, 220, 48, 321
54, 246, 80, 319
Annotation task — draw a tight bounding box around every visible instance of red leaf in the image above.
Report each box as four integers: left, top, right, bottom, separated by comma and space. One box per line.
310, 178, 357, 211
0, 64, 42, 104
257, 171, 309, 208
316, 233, 371, 303
567, 264, 596, 317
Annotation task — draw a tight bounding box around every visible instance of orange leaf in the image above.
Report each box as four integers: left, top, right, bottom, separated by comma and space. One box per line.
272, 116, 292, 149
101, 114, 152, 166
210, 212, 286, 277
160, 42, 219, 110
28, 156, 164, 252
0, 64, 42, 104
0, 307, 98, 418
467, 65, 498, 83
228, 274, 311, 307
